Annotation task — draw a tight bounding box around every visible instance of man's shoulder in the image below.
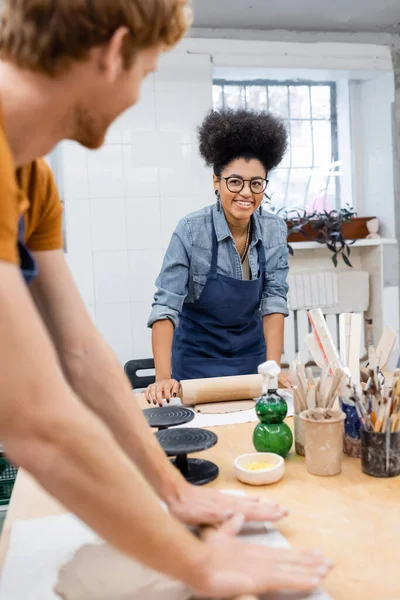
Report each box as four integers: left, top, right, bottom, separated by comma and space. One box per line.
16, 158, 55, 194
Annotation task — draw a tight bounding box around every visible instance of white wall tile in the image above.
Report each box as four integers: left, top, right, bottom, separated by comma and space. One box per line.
120, 77, 156, 139
104, 118, 123, 145
62, 143, 89, 200
96, 303, 133, 366
155, 90, 212, 144
88, 146, 124, 198
87, 305, 96, 324
66, 252, 95, 305
122, 132, 159, 168
126, 197, 162, 251
128, 249, 164, 304
90, 198, 127, 252
64, 198, 92, 254
155, 62, 212, 94
382, 286, 400, 336
159, 144, 213, 197
123, 163, 159, 199
356, 74, 395, 236
122, 131, 182, 169
123, 169, 159, 199
93, 251, 130, 304
131, 302, 153, 360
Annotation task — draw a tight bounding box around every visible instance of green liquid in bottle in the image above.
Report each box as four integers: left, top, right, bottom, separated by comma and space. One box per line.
253, 390, 293, 458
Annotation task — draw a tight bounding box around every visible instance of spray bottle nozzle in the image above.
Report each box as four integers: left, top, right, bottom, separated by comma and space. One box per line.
258, 360, 281, 392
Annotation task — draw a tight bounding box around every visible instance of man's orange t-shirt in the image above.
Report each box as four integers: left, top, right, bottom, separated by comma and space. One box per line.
0, 110, 63, 265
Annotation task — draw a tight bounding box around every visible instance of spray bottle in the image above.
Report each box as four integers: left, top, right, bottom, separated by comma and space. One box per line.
253, 360, 293, 458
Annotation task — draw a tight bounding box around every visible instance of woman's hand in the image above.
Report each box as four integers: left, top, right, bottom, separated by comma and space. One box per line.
278, 371, 292, 389
145, 379, 181, 406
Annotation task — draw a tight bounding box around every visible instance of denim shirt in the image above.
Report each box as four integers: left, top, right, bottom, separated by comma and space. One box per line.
148, 204, 289, 329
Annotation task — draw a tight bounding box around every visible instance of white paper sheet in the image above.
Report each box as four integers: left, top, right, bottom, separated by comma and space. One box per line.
0, 492, 329, 600
172, 391, 294, 428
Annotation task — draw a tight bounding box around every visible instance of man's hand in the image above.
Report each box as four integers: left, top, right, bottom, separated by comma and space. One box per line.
167, 483, 289, 525
194, 514, 332, 598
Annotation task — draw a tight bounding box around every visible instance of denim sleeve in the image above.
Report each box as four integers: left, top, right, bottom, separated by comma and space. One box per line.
261, 237, 289, 318
147, 220, 192, 329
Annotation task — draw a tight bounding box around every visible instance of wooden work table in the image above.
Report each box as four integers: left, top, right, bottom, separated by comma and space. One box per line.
0, 419, 399, 599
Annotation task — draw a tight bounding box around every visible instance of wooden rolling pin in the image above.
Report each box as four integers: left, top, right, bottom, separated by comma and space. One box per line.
180, 374, 263, 406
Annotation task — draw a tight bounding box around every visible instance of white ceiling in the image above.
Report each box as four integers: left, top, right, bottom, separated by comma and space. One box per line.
191, 0, 400, 33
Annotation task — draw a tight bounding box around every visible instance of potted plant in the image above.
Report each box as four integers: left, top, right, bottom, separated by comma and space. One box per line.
305, 207, 356, 267
278, 205, 375, 268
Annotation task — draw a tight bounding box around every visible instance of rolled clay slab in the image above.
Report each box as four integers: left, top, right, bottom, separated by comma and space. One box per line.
55, 540, 328, 600
181, 374, 263, 406
56, 543, 259, 600
195, 400, 256, 414
55, 543, 191, 600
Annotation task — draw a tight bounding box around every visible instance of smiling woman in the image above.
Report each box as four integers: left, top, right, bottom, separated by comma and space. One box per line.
146, 108, 291, 404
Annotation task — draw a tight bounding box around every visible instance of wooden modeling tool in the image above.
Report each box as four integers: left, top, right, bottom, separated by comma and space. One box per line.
349, 366, 400, 433
338, 313, 361, 385
348, 313, 362, 385
339, 313, 352, 368
290, 358, 345, 413
304, 332, 326, 368
375, 325, 396, 370
308, 308, 343, 372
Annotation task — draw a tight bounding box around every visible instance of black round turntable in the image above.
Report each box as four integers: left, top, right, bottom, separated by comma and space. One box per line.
143, 405, 195, 430
156, 427, 219, 486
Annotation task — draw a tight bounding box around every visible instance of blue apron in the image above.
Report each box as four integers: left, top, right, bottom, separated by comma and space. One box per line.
17, 215, 39, 285
172, 215, 266, 380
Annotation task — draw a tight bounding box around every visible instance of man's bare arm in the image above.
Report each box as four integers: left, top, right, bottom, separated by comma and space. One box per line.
0, 260, 207, 586
30, 250, 186, 502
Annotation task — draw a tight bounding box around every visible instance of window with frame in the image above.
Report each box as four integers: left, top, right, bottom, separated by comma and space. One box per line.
213, 80, 340, 212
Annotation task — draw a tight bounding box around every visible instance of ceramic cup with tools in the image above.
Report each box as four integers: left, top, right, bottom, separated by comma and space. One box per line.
340, 398, 361, 458
361, 430, 400, 478
300, 408, 346, 476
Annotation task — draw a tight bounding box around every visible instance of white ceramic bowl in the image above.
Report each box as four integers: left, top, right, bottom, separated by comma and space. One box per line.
234, 452, 285, 486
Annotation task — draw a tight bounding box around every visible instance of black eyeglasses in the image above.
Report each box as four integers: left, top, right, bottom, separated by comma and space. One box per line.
219, 176, 269, 195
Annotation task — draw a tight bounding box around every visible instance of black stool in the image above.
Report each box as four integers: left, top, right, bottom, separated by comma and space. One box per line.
124, 358, 155, 390
156, 428, 219, 486
143, 406, 195, 430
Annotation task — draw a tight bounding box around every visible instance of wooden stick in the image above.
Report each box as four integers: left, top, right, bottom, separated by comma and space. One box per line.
307, 385, 316, 410
326, 369, 345, 409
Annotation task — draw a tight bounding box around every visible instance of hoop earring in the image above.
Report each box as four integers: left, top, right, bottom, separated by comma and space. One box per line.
215, 189, 221, 212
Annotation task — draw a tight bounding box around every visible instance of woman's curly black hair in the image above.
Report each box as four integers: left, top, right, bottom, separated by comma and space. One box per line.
198, 108, 288, 176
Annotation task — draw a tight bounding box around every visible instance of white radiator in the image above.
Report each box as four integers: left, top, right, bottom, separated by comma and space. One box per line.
282, 271, 369, 366
282, 310, 367, 366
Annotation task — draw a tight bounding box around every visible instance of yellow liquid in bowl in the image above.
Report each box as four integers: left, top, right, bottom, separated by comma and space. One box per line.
244, 461, 274, 471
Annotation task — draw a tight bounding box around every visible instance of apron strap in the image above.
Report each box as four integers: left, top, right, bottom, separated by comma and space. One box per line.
256, 239, 266, 275
211, 213, 267, 277
18, 214, 25, 241
210, 214, 218, 274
